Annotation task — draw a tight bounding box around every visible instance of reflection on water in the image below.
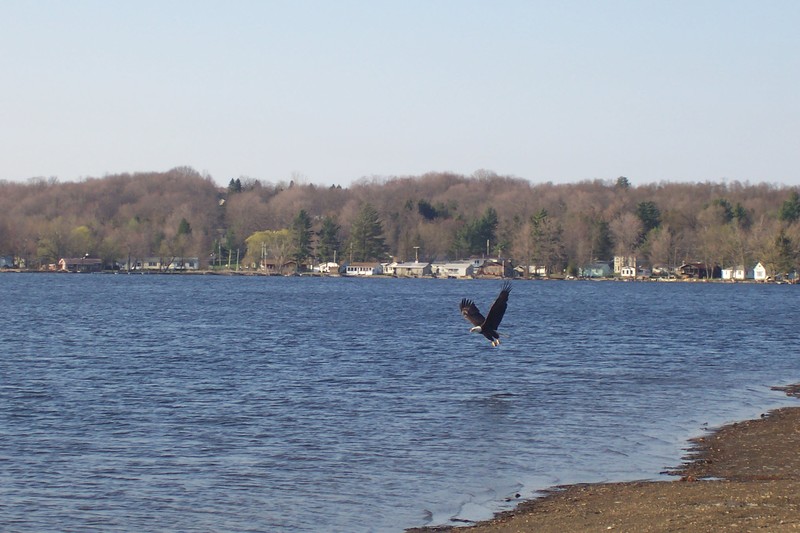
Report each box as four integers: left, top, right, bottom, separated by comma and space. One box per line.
1, 274, 799, 532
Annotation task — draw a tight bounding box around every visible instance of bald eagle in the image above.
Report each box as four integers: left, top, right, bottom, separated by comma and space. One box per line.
460, 281, 512, 346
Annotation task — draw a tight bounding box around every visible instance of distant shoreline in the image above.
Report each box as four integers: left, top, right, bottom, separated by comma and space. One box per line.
0, 269, 796, 284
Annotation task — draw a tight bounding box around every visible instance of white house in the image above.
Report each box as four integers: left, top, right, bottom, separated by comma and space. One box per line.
344, 262, 383, 276
314, 262, 340, 274
722, 265, 754, 281
515, 264, 548, 277
381, 261, 398, 276
121, 257, 199, 271
167, 257, 200, 270
620, 266, 652, 279
754, 261, 769, 281
614, 255, 636, 274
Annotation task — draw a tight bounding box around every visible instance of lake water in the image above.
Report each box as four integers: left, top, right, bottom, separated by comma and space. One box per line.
1, 274, 799, 532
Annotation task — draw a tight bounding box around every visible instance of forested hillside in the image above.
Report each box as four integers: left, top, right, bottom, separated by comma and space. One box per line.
2, 167, 800, 274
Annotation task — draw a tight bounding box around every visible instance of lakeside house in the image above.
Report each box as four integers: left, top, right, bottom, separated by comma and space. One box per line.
620, 265, 652, 280
678, 262, 722, 279
722, 265, 755, 281
0, 255, 15, 268
260, 258, 298, 275
58, 257, 103, 273
382, 261, 399, 276
119, 257, 200, 272
579, 262, 613, 278
467, 257, 487, 269
314, 262, 340, 274
31, 253, 786, 283
614, 255, 637, 274
344, 262, 383, 276
431, 261, 475, 278
651, 264, 674, 278
754, 261, 770, 282
477, 259, 513, 278
165, 257, 200, 271
514, 264, 548, 277
393, 261, 432, 277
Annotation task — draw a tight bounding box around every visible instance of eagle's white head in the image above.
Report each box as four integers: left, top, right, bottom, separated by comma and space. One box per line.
469, 326, 482, 333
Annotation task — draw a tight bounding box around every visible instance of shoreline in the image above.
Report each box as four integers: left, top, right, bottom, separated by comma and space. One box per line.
0, 269, 795, 284
408, 384, 800, 532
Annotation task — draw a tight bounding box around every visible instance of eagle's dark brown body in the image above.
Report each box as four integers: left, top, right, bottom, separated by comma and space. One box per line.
459, 281, 511, 346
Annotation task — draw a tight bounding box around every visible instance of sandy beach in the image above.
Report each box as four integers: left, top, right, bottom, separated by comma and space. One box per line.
409, 385, 800, 532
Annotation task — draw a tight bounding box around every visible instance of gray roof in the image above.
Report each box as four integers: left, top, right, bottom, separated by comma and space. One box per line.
395, 261, 429, 268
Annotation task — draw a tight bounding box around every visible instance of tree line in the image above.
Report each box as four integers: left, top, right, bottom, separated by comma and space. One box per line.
2, 168, 800, 275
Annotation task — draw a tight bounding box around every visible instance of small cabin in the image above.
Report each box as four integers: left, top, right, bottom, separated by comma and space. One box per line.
431, 261, 475, 279
580, 262, 612, 278
393, 261, 431, 277
477, 259, 513, 278
754, 261, 770, 282
678, 262, 721, 279
58, 257, 103, 273
344, 262, 383, 276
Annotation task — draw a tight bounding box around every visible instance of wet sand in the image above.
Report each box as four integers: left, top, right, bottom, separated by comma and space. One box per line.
409, 385, 800, 532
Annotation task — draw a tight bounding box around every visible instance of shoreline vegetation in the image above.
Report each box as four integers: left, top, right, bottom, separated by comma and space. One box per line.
0, 268, 796, 285
408, 384, 800, 533
3, 170, 800, 282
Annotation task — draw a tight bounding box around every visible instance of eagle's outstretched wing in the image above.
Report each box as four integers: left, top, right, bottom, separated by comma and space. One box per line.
483, 281, 511, 331
459, 298, 485, 327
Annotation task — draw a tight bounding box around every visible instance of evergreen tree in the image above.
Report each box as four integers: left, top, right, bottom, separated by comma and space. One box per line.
452, 207, 499, 257
227, 178, 242, 193
417, 199, 438, 221
290, 209, 313, 263
710, 198, 734, 223
416, 199, 450, 221
482, 207, 499, 242
177, 218, 192, 236
732, 202, 751, 229
348, 203, 388, 262
635, 201, 661, 234
778, 191, 800, 223
774, 228, 795, 274
592, 219, 613, 260
530, 209, 566, 273
317, 216, 341, 262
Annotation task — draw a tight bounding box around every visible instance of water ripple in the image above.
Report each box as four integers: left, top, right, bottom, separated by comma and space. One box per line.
1, 275, 799, 531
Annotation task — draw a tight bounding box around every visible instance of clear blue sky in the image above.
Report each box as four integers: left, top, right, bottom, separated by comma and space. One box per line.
1, 1, 798, 187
